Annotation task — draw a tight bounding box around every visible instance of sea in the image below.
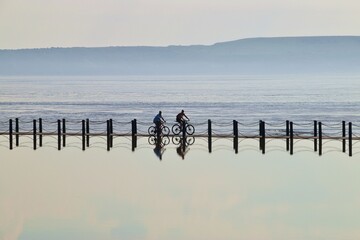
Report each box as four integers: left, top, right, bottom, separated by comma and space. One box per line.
1, 74, 360, 123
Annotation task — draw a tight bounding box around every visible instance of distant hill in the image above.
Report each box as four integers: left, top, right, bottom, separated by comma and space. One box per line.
1, 36, 360, 75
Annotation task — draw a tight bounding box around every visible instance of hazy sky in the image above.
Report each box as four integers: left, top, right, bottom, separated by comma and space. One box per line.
1, 0, 360, 49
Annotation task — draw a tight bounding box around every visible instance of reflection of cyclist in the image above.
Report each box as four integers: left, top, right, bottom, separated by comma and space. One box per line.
153, 111, 165, 129
177, 145, 185, 160
153, 141, 165, 160
176, 110, 189, 125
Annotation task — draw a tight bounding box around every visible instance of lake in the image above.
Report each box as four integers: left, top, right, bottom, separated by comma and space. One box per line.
1, 75, 360, 239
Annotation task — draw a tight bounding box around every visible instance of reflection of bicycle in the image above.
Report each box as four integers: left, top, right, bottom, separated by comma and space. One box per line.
172, 136, 195, 145
148, 124, 170, 136
148, 136, 170, 146
172, 121, 195, 135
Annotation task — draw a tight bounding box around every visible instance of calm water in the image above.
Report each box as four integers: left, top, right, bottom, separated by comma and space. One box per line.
1, 75, 360, 239
1, 75, 360, 124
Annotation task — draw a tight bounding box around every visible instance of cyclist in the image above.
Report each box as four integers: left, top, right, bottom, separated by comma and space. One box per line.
153, 111, 165, 131
176, 110, 189, 125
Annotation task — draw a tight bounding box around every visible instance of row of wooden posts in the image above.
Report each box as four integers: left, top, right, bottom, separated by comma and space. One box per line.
3, 118, 357, 156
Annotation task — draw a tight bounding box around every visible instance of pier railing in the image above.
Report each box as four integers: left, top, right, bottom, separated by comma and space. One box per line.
0, 118, 359, 156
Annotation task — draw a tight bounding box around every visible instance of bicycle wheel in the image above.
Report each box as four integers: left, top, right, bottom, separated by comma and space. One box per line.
185, 124, 195, 135
148, 126, 156, 135
148, 136, 156, 145
162, 126, 170, 136
172, 136, 181, 145
172, 124, 181, 135
162, 136, 170, 145
186, 136, 195, 145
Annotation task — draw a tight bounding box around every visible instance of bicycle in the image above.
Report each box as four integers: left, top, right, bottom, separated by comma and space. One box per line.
148, 123, 170, 136
171, 121, 195, 135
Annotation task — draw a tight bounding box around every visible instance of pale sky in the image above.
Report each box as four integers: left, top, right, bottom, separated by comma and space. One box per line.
1, 0, 360, 49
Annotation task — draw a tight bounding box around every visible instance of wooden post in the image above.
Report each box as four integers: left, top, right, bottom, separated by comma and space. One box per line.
57, 119, 61, 151
81, 120, 85, 151
286, 120, 289, 151
290, 121, 293, 155
62, 118, 66, 147
259, 120, 263, 150
233, 120, 238, 154
107, 120, 111, 151
134, 119, 137, 149
39, 118, 43, 147
342, 121, 346, 153
349, 122, 352, 157
261, 121, 265, 154
318, 122, 322, 156
208, 119, 212, 153
314, 120, 317, 152
182, 121, 186, 152
15, 118, 19, 147
9, 119, 13, 150
131, 120, 135, 151
110, 118, 113, 148
33, 119, 37, 150
86, 118, 90, 147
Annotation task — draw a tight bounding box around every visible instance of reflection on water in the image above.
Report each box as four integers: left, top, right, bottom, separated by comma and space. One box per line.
1, 138, 360, 239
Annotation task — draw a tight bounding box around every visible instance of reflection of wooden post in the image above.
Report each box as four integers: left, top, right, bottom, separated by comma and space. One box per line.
318, 122, 322, 156
39, 118, 43, 147
342, 121, 346, 153
62, 119, 66, 147
15, 118, 19, 147
314, 120, 317, 152
82, 120, 86, 151
86, 119, 90, 147
290, 121, 293, 155
57, 120, 61, 150
233, 120, 238, 154
286, 120, 289, 151
208, 119, 212, 153
33, 119, 37, 150
349, 122, 352, 157
9, 119, 13, 150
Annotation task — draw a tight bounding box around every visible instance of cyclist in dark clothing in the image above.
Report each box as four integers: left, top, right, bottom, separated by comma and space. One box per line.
176, 110, 189, 124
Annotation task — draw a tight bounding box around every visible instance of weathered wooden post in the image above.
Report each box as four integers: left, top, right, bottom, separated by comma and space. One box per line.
110, 118, 113, 148
82, 120, 86, 151
107, 120, 111, 151
182, 121, 186, 152
233, 120, 238, 154
318, 122, 322, 156
259, 120, 263, 150
208, 119, 212, 153
15, 118, 19, 147
290, 121, 294, 155
131, 119, 135, 151
134, 119, 138, 149
57, 119, 61, 151
33, 119, 37, 150
286, 120, 289, 151
62, 119, 66, 147
349, 122, 352, 157
261, 121, 265, 154
9, 119, 13, 150
314, 120, 317, 152
342, 121, 346, 153
86, 118, 90, 147
39, 118, 43, 147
